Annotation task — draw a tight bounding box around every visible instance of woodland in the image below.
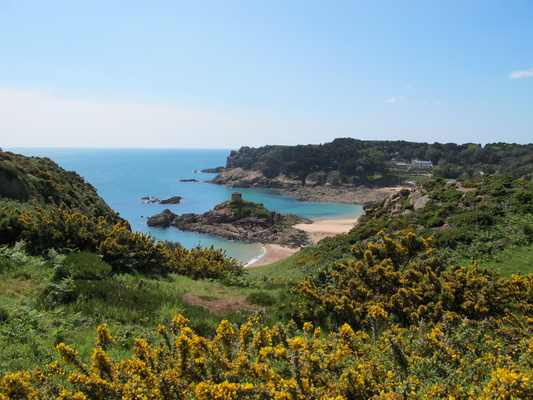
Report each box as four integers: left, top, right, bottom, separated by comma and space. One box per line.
225, 138, 533, 185
0, 144, 532, 399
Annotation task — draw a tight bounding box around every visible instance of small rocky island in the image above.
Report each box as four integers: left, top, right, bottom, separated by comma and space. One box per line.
147, 192, 311, 248
141, 196, 183, 204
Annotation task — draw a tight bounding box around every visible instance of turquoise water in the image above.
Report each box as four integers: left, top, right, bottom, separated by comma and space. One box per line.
6, 148, 364, 263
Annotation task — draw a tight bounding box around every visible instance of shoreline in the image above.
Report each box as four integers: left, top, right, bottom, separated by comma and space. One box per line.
245, 244, 299, 268
242, 186, 408, 268
238, 185, 406, 268
245, 215, 362, 267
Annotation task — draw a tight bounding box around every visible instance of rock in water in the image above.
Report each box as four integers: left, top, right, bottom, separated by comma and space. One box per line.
147, 195, 311, 247
147, 209, 178, 228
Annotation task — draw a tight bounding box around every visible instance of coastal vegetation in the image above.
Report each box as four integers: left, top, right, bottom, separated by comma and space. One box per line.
1, 147, 532, 398
219, 138, 533, 187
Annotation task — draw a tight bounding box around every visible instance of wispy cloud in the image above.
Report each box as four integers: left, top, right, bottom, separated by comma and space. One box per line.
508, 68, 533, 79
0, 87, 257, 148
385, 96, 407, 104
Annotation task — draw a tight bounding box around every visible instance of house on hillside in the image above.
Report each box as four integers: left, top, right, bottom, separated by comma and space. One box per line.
389, 159, 434, 170
412, 160, 434, 170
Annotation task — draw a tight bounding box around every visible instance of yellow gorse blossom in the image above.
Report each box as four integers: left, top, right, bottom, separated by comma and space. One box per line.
1, 312, 533, 399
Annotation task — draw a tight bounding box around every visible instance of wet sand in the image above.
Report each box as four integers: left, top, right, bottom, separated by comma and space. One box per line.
245, 244, 298, 268
245, 216, 361, 267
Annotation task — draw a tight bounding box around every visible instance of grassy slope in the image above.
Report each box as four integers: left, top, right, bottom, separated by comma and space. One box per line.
1, 152, 532, 379
464, 243, 533, 277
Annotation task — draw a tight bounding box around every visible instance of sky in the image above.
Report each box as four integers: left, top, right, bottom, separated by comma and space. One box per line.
0, 0, 532, 149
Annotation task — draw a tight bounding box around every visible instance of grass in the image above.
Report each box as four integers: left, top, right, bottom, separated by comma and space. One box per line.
0, 249, 272, 374
246, 252, 305, 282
4, 236, 529, 375
480, 244, 533, 278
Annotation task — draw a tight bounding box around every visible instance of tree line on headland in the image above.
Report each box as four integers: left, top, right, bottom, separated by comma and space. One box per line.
225, 138, 533, 185
1, 142, 533, 399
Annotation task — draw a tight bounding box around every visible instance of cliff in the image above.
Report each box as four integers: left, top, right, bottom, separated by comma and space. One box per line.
0, 150, 125, 246
0, 150, 117, 217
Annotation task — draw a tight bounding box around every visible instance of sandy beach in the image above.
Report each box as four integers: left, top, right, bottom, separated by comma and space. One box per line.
243, 186, 405, 267
245, 216, 361, 267
294, 217, 361, 244
245, 244, 299, 267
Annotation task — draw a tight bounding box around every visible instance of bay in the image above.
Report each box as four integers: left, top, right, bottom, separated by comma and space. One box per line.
6, 148, 364, 264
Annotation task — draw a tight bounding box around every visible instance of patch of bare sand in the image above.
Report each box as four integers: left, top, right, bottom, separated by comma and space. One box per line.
246, 216, 361, 267
294, 217, 361, 244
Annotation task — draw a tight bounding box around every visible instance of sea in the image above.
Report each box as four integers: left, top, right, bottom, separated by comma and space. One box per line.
6, 148, 364, 264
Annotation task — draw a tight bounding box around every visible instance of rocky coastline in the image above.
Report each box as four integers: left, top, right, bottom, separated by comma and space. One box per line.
210, 167, 405, 206
146, 170, 406, 255
147, 195, 312, 248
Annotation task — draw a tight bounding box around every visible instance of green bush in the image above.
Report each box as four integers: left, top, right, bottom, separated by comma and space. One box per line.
40, 277, 77, 309
0, 254, 11, 273
426, 215, 444, 228
0, 305, 9, 323
52, 251, 112, 281
449, 210, 495, 227
246, 291, 276, 306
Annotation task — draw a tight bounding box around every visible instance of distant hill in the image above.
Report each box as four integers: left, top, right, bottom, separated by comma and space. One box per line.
219, 138, 533, 187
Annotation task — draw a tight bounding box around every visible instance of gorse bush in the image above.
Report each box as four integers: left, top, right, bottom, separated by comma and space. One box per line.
283, 229, 533, 331
170, 245, 243, 280
15, 202, 242, 279
2, 313, 532, 399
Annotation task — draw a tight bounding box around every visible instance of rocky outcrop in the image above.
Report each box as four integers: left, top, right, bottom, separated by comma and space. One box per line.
147, 198, 312, 248
0, 169, 31, 201
210, 168, 302, 189
141, 196, 183, 204
201, 166, 225, 173
145, 209, 178, 228
210, 168, 404, 205
160, 196, 184, 204
377, 186, 431, 218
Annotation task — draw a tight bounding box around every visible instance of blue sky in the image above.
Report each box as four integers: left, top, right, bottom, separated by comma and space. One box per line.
1, 0, 532, 148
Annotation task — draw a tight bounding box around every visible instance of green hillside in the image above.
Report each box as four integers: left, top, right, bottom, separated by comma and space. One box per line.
225, 138, 533, 186
1, 149, 532, 399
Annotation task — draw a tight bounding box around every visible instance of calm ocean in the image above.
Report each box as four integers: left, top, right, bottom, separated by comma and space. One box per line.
6, 148, 364, 264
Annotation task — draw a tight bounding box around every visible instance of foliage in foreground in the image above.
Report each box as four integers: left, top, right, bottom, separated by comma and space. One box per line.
283, 229, 533, 331
0, 200, 243, 279
2, 313, 533, 400
0, 244, 259, 376
2, 230, 533, 399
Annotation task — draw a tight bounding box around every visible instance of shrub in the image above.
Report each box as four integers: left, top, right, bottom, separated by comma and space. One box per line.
0, 305, 9, 323
426, 215, 444, 228
52, 251, 112, 281
246, 291, 276, 306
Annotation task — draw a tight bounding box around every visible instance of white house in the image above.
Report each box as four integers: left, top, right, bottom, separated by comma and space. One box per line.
391, 159, 434, 170
411, 160, 434, 170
